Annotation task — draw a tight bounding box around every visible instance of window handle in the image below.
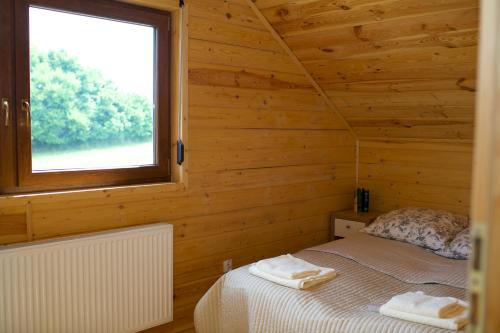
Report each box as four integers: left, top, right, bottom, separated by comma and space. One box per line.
1, 98, 9, 127
22, 99, 30, 125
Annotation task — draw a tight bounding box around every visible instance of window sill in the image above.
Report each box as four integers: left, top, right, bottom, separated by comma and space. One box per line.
0, 181, 186, 204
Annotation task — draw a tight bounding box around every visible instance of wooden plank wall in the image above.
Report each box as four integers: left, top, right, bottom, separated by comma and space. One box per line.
0, 0, 356, 331
254, 0, 478, 141
250, 0, 478, 216
358, 140, 473, 215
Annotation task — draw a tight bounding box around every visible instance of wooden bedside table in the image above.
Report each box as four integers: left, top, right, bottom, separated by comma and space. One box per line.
330, 210, 381, 240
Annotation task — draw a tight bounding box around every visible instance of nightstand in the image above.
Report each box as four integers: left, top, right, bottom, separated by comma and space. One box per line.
330, 210, 381, 240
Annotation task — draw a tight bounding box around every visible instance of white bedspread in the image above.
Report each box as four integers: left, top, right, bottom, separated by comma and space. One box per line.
194, 233, 467, 333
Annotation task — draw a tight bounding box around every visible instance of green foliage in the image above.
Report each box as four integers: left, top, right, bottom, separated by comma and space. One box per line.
30, 48, 153, 150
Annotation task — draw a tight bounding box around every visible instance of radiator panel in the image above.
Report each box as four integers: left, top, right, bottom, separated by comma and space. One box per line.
0, 224, 173, 333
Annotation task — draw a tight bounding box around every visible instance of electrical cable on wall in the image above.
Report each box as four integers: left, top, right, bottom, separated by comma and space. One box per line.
176, 0, 185, 165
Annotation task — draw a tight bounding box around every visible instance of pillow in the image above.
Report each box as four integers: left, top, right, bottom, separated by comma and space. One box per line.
361, 207, 468, 251
434, 228, 471, 260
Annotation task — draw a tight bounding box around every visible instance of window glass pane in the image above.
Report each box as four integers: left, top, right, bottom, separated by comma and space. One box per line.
29, 7, 156, 172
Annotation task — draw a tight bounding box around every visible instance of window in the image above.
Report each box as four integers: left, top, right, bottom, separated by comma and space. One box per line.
0, 0, 171, 193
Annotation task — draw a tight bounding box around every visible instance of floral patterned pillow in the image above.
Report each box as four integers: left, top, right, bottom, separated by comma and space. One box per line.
361, 207, 468, 251
434, 228, 471, 260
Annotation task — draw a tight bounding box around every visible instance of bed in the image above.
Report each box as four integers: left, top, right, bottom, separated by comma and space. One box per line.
194, 232, 467, 333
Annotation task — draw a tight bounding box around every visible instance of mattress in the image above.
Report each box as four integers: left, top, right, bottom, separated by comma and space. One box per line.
194, 233, 468, 333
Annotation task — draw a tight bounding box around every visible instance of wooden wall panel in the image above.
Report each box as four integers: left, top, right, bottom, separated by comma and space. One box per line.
0, 206, 27, 244
254, 0, 479, 140
0, 1, 355, 332
358, 140, 473, 215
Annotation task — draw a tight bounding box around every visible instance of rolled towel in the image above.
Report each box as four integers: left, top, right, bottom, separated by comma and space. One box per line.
379, 303, 468, 331
249, 264, 336, 290
255, 254, 322, 279
384, 291, 465, 318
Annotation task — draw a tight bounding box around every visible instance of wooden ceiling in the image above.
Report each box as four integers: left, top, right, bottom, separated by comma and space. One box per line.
252, 0, 479, 140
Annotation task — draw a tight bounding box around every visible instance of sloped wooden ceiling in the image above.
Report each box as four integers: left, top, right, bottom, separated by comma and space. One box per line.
252, 0, 479, 140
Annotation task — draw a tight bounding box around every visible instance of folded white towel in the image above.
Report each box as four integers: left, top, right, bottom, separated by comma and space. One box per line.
380, 303, 468, 331
255, 254, 321, 279
384, 291, 465, 318
249, 264, 336, 290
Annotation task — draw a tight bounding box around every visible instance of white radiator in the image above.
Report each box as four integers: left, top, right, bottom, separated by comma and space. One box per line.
0, 223, 173, 333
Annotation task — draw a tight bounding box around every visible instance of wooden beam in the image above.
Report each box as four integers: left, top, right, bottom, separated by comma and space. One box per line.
469, 0, 500, 331
244, 0, 357, 139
